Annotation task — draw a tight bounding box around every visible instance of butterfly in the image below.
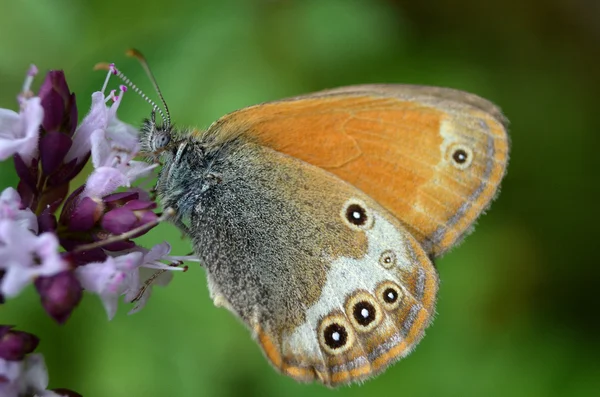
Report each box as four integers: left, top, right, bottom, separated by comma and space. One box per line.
128, 56, 509, 386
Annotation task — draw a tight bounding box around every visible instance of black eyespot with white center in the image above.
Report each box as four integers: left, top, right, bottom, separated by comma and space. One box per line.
352, 301, 376, 326
452, 149, 468, 164
383, 288, 398, 304
345, 291, 383, 332
323, 323, 348, 350
346, 204, 367, 226
447, 144, 473, 170
318, 314, 355, 355
379, 250, 397, 269
341, 199, 374, 231
376, 281, 403, 311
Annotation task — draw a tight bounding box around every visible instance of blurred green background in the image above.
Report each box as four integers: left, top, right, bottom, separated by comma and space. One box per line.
1, 0, 598, 396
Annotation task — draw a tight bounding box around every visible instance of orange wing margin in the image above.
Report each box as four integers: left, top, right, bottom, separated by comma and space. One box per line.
206, 85, 509, 257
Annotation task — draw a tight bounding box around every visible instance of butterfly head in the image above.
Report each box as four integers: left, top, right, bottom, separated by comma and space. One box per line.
139, 111, 176, 157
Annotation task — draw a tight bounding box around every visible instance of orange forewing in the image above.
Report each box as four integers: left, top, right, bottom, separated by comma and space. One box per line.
207, 85, 509, 257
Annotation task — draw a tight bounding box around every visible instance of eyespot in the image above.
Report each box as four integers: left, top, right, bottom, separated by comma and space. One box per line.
447, 144, 473, 170
153, 131, 171, 150
318, 314, 355, 355
376, 281, 404, 311
379, 250, 397, 269
345, 291, 383, 333
340, 199, 373, 231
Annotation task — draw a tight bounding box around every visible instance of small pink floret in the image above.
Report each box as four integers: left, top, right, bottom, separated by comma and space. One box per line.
27, 64, 38, 77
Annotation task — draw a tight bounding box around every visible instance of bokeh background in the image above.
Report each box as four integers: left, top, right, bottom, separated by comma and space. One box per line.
1, 0, 599, 396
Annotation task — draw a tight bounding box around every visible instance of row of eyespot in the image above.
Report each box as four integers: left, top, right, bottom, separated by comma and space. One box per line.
317, 280, 405, 355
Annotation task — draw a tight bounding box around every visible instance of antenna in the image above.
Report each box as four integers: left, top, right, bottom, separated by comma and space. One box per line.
94, 61, 168, 126
126, 49, 172, 129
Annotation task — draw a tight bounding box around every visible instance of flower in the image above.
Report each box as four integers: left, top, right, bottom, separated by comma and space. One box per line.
74, 83, 155, 199
101, 198, 158, 235
58, 189, 159, 257
0, 327, 39, 362
0, 188, 37, 233
63, 92, 107, 166
83, 128, 155, 199
0, 325, 79, 397
127, 242, 199, 314
37, 71, 77, 136
0, 352, 78, 397
75, 251, 143, 320
75, 242, 196, 319
0, 61, 192, 396
35, 271, 82, 324
0, 220, 66, 298
0, 97, 43, 164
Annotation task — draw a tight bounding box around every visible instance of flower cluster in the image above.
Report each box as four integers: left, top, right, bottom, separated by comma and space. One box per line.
0, 326, 80, 397
0, 65, 198, 396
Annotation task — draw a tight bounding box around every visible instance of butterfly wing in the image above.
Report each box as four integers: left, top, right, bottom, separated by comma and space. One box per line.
203, 84, 509, 257
184, 139, 438, 386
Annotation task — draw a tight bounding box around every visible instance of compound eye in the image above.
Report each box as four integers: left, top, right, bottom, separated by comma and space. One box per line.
154, 132, 171, 150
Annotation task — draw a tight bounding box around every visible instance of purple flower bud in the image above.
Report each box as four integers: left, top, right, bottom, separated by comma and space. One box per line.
122, 199, 157, 211
0, 270, 5, 304
52, 388, 83, 397
37, 209, 57, 233
34, 271, 82, 324
101, 207, 138, 235
0, 326, 39, 361
100, 200, 158, 240
39, 131, 72, 175
38, 71, 77, 136
58, 185, 84, 225
67, 196, 102, 232
136, 210, 158, 230
13, 155, 38, 210
102, 191, 139, 208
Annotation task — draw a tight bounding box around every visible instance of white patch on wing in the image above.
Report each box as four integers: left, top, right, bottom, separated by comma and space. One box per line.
283, 211, 412, 359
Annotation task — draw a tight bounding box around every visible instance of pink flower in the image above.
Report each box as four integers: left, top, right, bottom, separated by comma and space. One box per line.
63, 92, 106, 165
75, 243, 196, 318
66, 81, 140, 166
0, 353, 72, 397
127, 242, 199, 314
83, 128, 155, 198
75, 84, 155, 199
0, 220, 66, 298
0, 66, 43, 165
75, 252, 143, 319
0, 188, 37, 233
0, 97, 43, 165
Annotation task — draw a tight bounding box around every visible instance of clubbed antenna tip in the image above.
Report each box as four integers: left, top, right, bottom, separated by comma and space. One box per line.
126, 48, 172, 129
